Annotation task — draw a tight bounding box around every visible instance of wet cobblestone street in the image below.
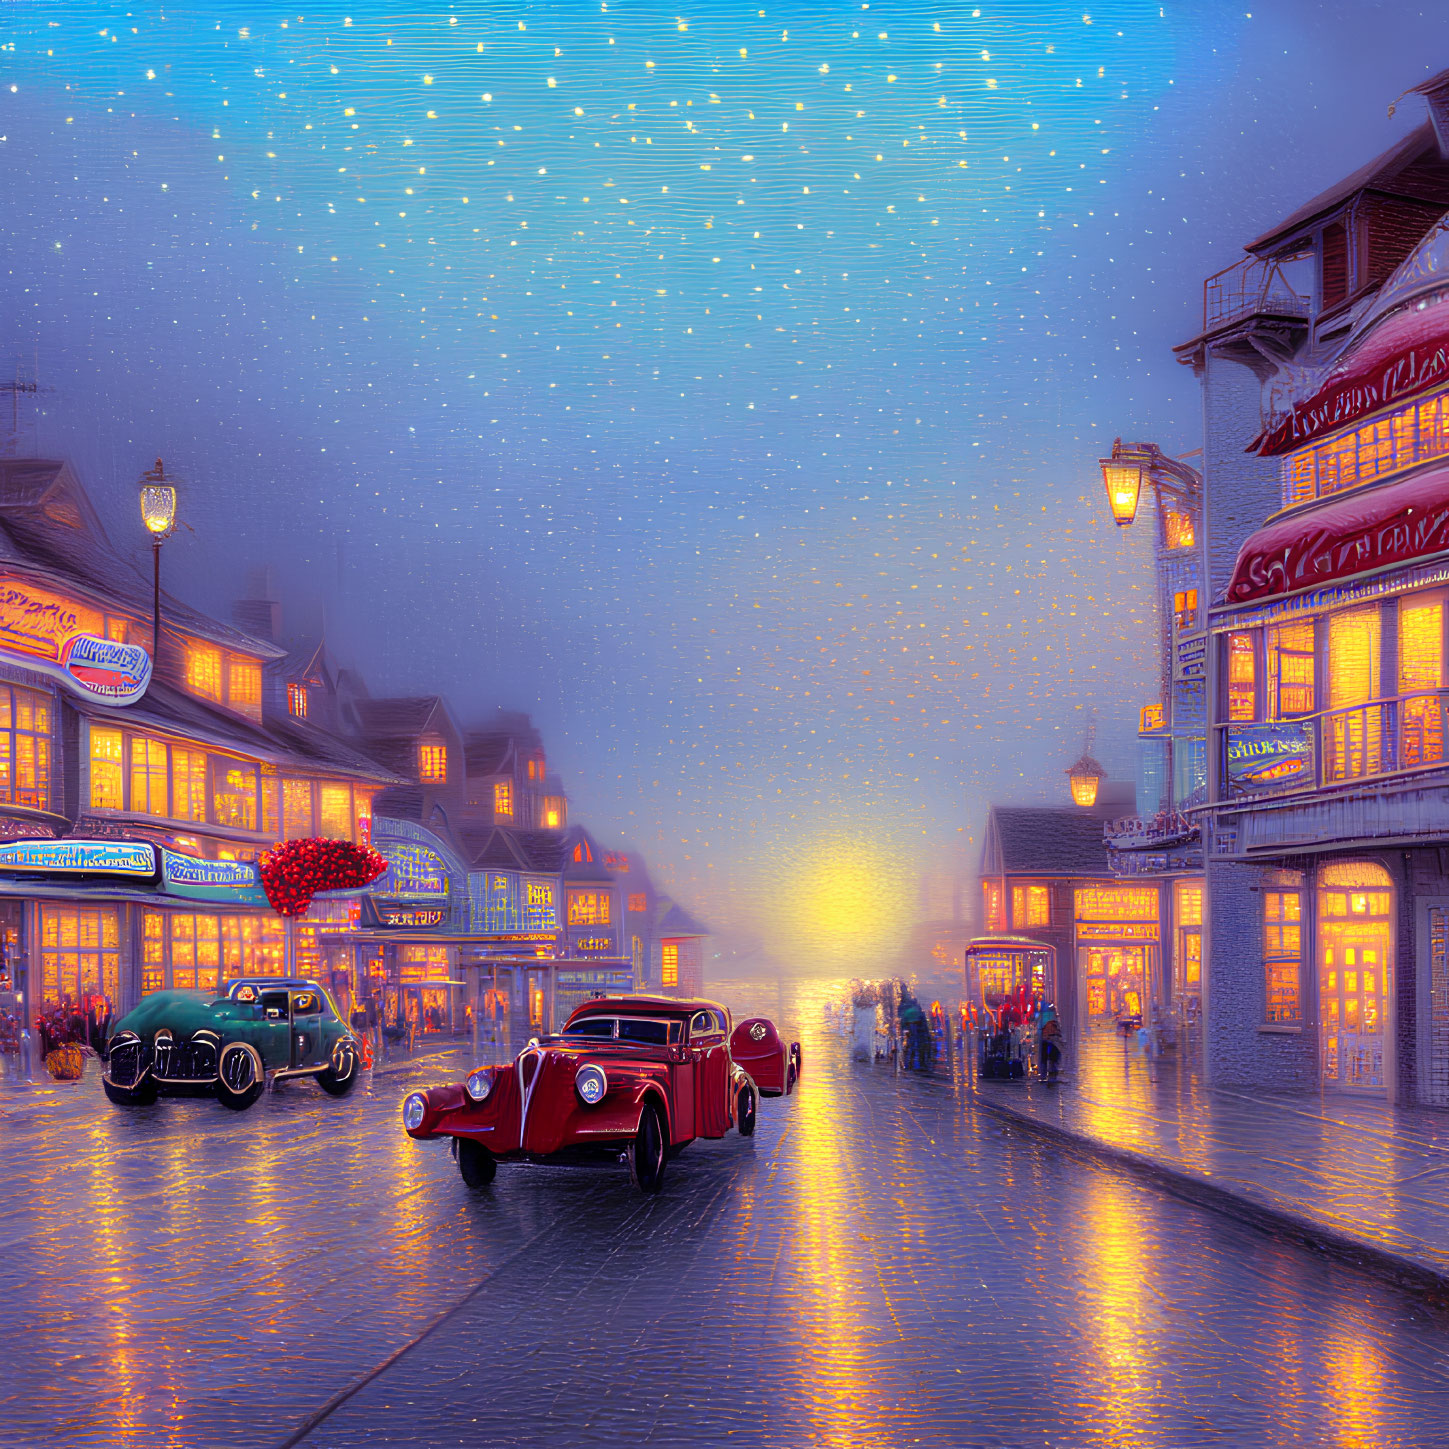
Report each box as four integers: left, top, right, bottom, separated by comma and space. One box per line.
4, 979, 1449, 1448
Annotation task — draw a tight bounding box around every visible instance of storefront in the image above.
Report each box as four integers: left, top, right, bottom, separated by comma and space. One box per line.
1074, 884, 1162, 1028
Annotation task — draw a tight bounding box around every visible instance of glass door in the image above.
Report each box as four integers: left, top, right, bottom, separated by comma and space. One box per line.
1318, 862, 1394, 1094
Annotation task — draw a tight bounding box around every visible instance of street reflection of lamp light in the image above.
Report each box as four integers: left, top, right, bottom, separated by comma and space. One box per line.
139, 458, 178, 662
1098, 437, 1201, 530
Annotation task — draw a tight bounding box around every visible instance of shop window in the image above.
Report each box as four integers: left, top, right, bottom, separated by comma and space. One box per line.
418, 740, 447, 783
1267, 620, 1315, 719
1226, 632, 1257, 722
662, 941, 679, 988
568, 890, 610, 926
186, 643, 223, 703
1175, 880, 1203, 928
288, 682, 308, 718
1264, 890, 1303, 1025
40, 905, 120, 1011
628, 893, 647, 913
400, 944, 451, 984
1399, 593, 1444, 768
260, 773, 279, 836
320, 783, 352, 839
172, 748, 207, 821
494, 779, 513, 818
0, 685, 52, 812
130, 737, 168, 816
1173, 589, 1199, 634
89, 725, 124, 810
142, 909, 284, 994
213, 761, 259, 831
982, 879, 1006, 933
283, 778, 314, 840
1011, 885, 1050, 929
227, 657, 262, 720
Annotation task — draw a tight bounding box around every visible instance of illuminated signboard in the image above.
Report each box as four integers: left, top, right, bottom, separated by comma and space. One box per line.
523, 876, 557, 931
0, 580, 151, 706
573, 933, 618, 956
377, 905, 446, 929
1074, 886, 1158, 922
376, 843, 449, 897
0, 838, 156, 878
1227, 721, 1315, 797
162, 851, 268, 906
558, 969, 633, 988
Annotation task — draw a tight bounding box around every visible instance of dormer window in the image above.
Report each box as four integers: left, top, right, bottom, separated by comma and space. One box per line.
527, 755, 546, 780
418, 739, 447, 783
288, 683, 308, 719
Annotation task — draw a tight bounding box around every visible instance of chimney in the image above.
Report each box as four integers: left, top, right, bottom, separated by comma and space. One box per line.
233, 598, 280, 643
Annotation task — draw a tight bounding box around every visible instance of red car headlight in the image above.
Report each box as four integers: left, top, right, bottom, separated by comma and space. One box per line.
575, 1064, 607, 1105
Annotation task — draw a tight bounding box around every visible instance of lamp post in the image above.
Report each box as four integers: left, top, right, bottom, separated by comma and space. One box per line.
1065, 752, 1106, 808
1098, 438, 1202, 531
139, 459, 177, 664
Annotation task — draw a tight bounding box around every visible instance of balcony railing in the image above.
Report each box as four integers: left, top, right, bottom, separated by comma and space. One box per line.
1229, 691, 1449, 800
1204, 255, 1312, 334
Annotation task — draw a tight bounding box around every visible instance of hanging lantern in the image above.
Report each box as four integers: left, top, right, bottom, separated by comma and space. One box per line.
1066, 753, 1106, 807
139, 459, 178, 538
1100, 455, 1146, 527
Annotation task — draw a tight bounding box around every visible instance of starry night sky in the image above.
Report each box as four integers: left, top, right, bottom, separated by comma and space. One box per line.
3, 2, 1448, 970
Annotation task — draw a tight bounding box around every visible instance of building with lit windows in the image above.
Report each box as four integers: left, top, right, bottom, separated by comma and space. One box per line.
0, 458, 396, 1023
1181, 69, 1449, 1102
976, 785, 1162, 1036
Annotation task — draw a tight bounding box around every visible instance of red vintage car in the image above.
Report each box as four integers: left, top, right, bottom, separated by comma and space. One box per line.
402, 995, 801, 1194
730, 1015, 802, 1097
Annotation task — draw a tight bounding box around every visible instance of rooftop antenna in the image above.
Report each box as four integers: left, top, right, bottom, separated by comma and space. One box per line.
0, 355, 54, 458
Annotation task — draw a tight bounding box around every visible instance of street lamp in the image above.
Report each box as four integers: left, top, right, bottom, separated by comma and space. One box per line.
1098, 438, 1202, 529
1065, 752, 1106, 808
139, 458, 177, 662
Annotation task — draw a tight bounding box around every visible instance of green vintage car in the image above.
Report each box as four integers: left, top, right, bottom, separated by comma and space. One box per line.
103, 977, 362, 1111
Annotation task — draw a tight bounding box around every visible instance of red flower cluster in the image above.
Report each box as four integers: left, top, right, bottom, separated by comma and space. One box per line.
260, 837, 388, 918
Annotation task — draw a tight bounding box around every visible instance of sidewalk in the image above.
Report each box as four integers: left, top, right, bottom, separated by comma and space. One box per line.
961, 1029, 1449, 1299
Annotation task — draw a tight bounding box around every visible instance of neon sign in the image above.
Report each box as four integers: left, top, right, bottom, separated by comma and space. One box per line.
0, 838, 156, 878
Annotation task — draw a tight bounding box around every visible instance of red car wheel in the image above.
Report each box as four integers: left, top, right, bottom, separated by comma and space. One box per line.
628, 1102, 667, 1194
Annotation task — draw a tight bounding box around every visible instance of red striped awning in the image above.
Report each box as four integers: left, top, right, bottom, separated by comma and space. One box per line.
1223, 463, 1449, 604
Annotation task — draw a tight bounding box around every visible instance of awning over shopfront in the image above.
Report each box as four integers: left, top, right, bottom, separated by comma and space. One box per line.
1223, 461, 1449, 605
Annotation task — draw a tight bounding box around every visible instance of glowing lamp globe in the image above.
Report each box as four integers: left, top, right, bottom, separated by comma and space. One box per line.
139, 460, 177, 539
1066, 753, 1106, 808
1101, 458, 1145, 527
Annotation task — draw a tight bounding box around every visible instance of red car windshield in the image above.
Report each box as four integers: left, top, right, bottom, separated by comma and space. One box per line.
562, 1016, 681, 1046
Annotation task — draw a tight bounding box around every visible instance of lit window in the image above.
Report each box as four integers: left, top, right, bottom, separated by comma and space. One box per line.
172, 749, 207, 821
628, 893, 647, 912
1011, 884, 1050, 928
1264, 891, 1303, 1025
1226, 632, 1256, 721
320, 783, 352, 838
568, 890, 610, 926
418, 742, 447, 782
1401, 593, 1445, 768
1164, 511, 1194, 550
1173, 589, 1198, 634
186, 644, 223, 702
1267, 620, 1315, 719
661, 942, 679, 988
213, 761, 259, 831
130, 737, 168, 816
228, 658, 261, 716
982, 880, 1005, 933
288, 683, 308, 718
282, 779, 314, 839
494, 779, 513, 817
89, 725, 124, 810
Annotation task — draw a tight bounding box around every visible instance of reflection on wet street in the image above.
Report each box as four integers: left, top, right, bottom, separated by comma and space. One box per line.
4, 978, 1449, 1448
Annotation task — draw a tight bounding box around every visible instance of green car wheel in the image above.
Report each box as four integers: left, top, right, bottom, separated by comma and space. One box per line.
217, 1042, 264, 1112
103, 1074, 159, 1107
317, 1041, 358, 1097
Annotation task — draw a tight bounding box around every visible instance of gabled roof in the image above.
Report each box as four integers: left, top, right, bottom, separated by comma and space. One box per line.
656, 898, 709, 938
0, 459, 281, 658
984, 806, 1114, 878
1248, 121, 1449, 254
278, 639, 331, 688
352, 696, 448, 739
68, 676, 400, 782
464, 712, 544, 776
461, 824, 535, 871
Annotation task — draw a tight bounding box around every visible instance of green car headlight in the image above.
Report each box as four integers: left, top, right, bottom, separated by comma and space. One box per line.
403, 1093, 427, 1131
575, 1064, 607, 1106
465, 1070, 492, 1103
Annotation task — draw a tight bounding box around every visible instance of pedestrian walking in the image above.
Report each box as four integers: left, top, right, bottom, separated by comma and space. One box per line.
1039, 1007, 1064, 1084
